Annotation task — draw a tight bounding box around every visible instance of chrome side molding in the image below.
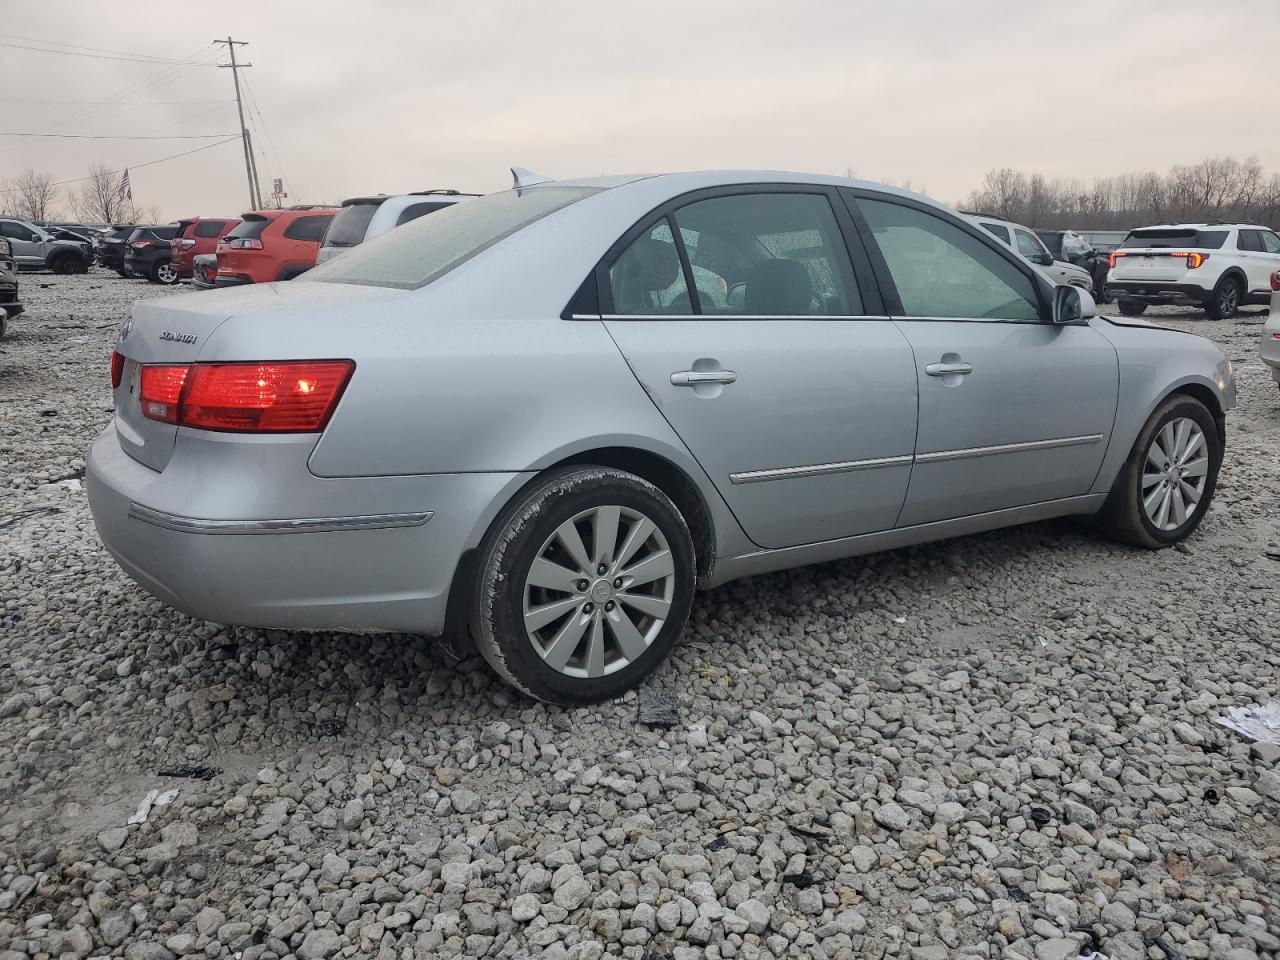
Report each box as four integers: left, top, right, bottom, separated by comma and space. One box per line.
914, 434, 1103, 464
128, 504, 433, 536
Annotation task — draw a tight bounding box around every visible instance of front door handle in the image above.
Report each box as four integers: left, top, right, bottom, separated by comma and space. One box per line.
671, 370, 737, 387
925, 361, 974, 377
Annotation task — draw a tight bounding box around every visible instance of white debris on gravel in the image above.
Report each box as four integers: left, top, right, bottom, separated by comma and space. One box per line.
1218, 700, 1280, 746
1, 273, 1279, 959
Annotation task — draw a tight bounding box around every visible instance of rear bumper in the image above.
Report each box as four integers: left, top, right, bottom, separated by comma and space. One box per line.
1107, 281, 1209, 307
96, 249, 126, 269
214, 274, 253, 288
122, 253, 152, 276
85, 421, 528, 635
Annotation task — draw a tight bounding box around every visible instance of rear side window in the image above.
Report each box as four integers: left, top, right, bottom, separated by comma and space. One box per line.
305, 186, 599, 290
1121, 229, 1227, 250
669, 192, 862, 315
226, 217, 270, 241
859, 198, 1040, 322
609, 221, 688, 315
325, 204, 380, 247
284, 215, 333, 242
194, 220, 228, 238
1237, 230, 1263, 252
396, 201, 451, 226
981, 222, 1011, 244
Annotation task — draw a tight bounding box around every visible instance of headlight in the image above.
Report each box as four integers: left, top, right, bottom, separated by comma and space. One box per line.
0, 238, 10, 256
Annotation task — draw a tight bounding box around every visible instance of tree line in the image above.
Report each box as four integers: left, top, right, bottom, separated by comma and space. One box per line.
959, 156, 1280, 231
0, 164, 160, 225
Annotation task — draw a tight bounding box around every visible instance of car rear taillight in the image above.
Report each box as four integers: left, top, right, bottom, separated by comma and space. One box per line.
137, 360, 354, 432
176, 239, 196, 250
139, 364, 190, 424
131, 240, 154, 250
1184, 252, 1208, 269
228, 238, 263, 250
110, 350, 125, 389
1109, 251, 1126, 269
1271, 269, 1280, 292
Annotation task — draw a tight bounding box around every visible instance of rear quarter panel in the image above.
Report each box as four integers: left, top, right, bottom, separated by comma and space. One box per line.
1088, 318, 1234, 495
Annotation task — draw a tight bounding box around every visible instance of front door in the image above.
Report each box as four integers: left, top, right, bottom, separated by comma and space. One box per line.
852, 194, 1119, 527
0, 220, 42, 267
600, 189, 919, 549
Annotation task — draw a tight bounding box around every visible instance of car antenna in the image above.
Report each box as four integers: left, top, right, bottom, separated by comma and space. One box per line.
511, 167, 552, 190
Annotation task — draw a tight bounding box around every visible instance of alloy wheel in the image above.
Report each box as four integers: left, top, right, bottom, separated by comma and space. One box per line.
1141, 417, 1209, 531
522, 505, 675, 679
1216, 282, 1238, 316
156, 263, 178, 284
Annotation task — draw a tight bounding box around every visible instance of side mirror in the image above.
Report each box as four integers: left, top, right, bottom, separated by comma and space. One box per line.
1054, 284, 1097, 324
1032, 251, 1054, 267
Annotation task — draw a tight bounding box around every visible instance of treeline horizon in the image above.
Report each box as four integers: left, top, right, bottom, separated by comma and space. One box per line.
958, 156, 1280, 232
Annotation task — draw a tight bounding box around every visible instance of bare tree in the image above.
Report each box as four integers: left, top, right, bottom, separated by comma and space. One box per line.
7, 169, 59, 222
67, 163, 140, 225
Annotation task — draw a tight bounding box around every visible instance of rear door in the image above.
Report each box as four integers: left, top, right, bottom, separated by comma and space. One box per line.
849, 192, 1118, 527
601, 186, 919, 549
1260, 230, 1280, 293
1236, 230, 1278, 296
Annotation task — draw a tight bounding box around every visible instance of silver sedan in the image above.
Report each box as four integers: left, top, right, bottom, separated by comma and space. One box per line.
87, 171, 1236, 703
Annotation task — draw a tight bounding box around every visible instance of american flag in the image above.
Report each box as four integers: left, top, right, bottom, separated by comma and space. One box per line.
117, 168, 132, 201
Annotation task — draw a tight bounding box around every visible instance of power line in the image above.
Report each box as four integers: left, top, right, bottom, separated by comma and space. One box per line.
0, 39, 207, 65
0, 132, 237, 139
0, 98, 233, 105
48, 138, 242, 188
0, 31, 207, 61
241, 73, 289, 204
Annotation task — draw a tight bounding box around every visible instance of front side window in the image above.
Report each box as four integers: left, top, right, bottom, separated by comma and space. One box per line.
306, 186, 597, 290
668, 192, 861, 316
608, 221, 689, 315
859, 198, 1041, 321
1261, 231, 1280, 255
1014, 229, 1046, 260
284, 215, 333, 242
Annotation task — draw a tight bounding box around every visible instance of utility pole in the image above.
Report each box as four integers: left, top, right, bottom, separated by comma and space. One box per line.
215, 37, 261, 210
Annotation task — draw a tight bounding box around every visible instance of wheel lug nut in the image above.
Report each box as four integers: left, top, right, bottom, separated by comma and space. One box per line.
583, 602, 594, 614
614, 578, 623, 589
577, 580, 588, 592
605, 601, 615, 611
597, 563, 607, 575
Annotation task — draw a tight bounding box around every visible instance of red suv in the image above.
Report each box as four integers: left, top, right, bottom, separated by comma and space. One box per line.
172, 217, 240, 279
215, 207, 336, 287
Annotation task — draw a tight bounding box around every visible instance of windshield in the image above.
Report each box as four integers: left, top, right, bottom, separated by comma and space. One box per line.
304, 186, 600, 290
325, 202, 380, 247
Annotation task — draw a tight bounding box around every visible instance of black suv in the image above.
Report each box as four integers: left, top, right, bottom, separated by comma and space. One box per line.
95, 225, 138, 276
122, 225, 180, 284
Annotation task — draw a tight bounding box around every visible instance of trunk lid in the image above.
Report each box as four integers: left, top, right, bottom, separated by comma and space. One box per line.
111, 282, 403, 471
1111, 248, 1190, 283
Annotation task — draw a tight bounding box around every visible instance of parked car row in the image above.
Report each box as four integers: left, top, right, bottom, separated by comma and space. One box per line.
0, 217, 92, 273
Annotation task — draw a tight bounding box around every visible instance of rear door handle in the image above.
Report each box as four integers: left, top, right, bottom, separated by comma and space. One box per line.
925, 361, 974, 377
671, 370, 737, 386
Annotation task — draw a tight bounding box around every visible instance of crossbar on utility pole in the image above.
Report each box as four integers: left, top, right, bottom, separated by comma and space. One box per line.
215, 37, 261, 210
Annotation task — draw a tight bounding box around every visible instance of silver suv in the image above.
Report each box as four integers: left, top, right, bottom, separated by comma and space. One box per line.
0, 218, 92, 274
316, 190, 476, 264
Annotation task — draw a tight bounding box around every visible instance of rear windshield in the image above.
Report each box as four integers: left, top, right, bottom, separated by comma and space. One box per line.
109, 225, 136, 240
324, 202, 380, 247
1121, 228, 1227, 250
152, 225, 178, 240
226, 217, 271, 241
304, 186, 600, 290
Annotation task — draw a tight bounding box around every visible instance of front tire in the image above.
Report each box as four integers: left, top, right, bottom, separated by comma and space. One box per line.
470, 466, 696, 704
1097, 394, 1220, 548
1206, 276, 1240, 320
49, 254, 77, 275
1118, 299, 1147, 317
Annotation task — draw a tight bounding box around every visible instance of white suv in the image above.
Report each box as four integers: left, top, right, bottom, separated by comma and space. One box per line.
316, 190, 477, 264
969, 215, 1094, 291
1108, 223, 1280, 319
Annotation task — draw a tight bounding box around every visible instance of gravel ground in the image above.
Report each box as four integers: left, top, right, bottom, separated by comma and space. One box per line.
1, 272, 1278, 960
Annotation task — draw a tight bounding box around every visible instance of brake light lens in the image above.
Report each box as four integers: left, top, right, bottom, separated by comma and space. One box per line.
110, 350, 124, 389
139, 364, 190, 424
1184, 252, 1208, 269
228, 238, 263, 250
176, 238, 196, 250
137, 360, 354, 432
1271, 269, 1280, 292
1109, 251, 1126, 269
131, 240, 154, 250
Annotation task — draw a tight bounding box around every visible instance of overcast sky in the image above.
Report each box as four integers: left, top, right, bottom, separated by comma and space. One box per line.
2, 0, 1277, 221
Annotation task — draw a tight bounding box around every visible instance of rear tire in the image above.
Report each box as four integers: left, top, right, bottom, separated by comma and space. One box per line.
469, 466, 696, 705
151, 260, 179, 285
1206, 276, 1240, 320
1118, 299, 1147, 317
1096, 394, 1220, 549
